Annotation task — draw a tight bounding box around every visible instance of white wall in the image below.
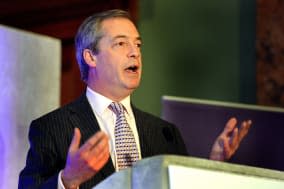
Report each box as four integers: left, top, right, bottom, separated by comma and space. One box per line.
0, 25, 61, 188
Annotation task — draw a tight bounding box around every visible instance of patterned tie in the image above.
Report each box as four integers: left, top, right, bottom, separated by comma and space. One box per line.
110, 102, 139, 170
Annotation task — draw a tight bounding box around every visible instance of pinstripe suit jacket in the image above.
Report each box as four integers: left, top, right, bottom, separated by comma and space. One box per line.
19, 94, 187, 189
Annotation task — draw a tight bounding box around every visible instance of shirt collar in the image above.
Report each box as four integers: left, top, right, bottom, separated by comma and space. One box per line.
86, 86, 132, 116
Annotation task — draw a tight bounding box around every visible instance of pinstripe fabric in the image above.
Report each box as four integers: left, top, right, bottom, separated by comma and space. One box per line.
110, 102, 139, 170
18, 94, 187, 189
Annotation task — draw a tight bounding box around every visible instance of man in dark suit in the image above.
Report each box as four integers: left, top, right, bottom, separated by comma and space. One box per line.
19, 9, 251, 189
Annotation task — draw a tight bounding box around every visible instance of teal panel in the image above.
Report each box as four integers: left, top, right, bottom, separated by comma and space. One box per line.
133, 0, 255, 116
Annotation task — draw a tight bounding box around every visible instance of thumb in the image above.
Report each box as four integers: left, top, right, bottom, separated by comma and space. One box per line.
68, 128, 81, 153
224, 117, 237, 134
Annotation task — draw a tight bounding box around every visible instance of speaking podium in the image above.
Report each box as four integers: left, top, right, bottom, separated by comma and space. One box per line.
94, 155, 284, 189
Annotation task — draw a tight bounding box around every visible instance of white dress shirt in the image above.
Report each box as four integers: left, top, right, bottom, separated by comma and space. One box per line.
58, 87, 141, 188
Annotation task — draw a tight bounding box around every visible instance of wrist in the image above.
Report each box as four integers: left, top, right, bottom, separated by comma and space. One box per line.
61, 170, 79, 189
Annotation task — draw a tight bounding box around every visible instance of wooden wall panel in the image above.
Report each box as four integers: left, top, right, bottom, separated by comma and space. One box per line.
0, 0, 138, 105
256, 0, 284, 107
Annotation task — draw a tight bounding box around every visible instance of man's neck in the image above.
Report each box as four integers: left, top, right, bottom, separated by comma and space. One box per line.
86, 85, 132, 102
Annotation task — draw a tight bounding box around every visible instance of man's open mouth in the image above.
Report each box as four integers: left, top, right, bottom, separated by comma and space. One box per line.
125, 65, 139, 72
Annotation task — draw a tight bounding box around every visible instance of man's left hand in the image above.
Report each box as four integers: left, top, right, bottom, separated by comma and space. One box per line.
209, 117, 252, 161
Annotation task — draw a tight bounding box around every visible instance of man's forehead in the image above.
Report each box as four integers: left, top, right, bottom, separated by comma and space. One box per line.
100, 17, 140, 37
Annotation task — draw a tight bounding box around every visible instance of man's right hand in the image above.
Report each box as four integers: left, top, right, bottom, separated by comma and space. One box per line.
61, 128, 110, 189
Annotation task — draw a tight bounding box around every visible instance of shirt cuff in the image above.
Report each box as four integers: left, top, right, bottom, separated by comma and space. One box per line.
58, 170, 79, 189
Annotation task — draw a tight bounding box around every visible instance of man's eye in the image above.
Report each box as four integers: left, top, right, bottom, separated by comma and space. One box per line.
115, 41, 127, 46
136, 43, 142, 48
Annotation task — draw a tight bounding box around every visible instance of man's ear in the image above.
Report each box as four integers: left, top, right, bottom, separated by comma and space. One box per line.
83, 49, 97, 67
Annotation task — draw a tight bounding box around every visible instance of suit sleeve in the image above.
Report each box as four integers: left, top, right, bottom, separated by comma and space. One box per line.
18, 120, 63, 189
172, 124, 188, 155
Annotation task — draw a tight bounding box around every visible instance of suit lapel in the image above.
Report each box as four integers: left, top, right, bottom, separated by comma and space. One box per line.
132, 106, 153, 158
67, 93, 115, 179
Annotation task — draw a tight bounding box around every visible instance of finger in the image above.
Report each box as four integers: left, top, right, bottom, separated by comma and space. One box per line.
238, 120, 252, 141
88, 134, 109, 157
222, 138, 231, 159
89, 132, 109, 151
80, 131, 108, 152
84, 135, 109, 171
223, 117, 237, 135
90, 144, 110, 170
229, 127, 239, 149
69, 128, 81, 153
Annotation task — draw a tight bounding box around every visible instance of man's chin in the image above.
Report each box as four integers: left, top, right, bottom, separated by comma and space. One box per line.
126, 83, 140, 92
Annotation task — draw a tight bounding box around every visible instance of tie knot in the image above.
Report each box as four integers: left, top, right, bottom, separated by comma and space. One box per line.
110, 102, 124, 115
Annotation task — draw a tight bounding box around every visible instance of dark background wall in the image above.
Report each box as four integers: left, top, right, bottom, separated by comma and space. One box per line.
132, 0, 256, 116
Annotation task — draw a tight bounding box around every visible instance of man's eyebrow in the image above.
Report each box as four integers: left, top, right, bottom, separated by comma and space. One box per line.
137, 36, 142, 42
112, 35, 142, 41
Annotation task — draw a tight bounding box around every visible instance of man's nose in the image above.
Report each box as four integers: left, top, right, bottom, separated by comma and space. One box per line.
128, 44, 140, 58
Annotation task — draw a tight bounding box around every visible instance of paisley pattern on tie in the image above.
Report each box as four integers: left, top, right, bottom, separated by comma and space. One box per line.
110, 102, 139, 170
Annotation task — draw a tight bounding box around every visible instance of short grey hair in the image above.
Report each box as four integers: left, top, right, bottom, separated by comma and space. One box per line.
75, 9, 133, 82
